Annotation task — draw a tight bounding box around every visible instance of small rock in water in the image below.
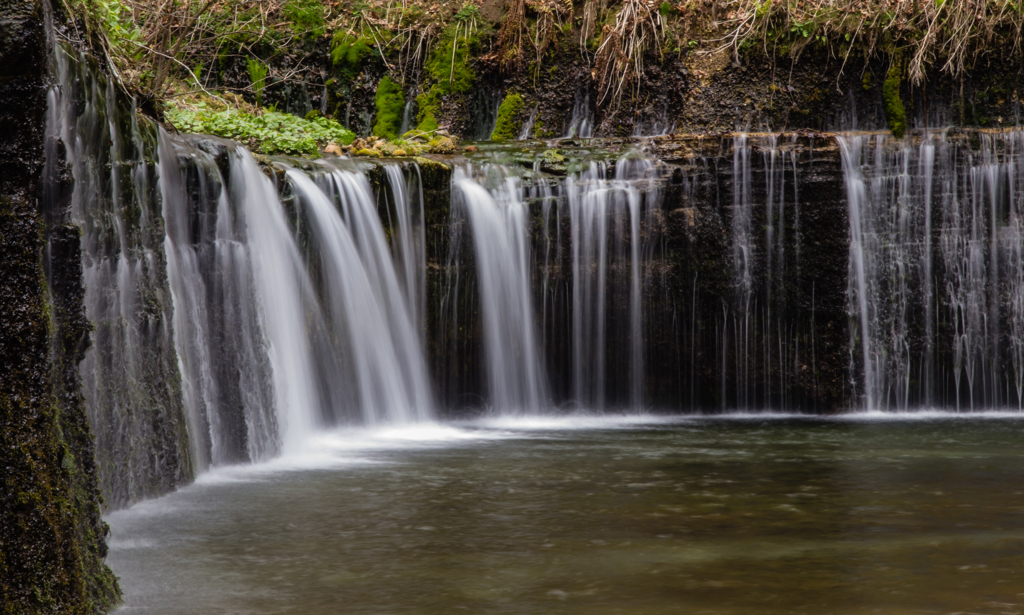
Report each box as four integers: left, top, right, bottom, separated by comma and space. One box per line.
464, 145, 479, 152
323, 142, 343, 156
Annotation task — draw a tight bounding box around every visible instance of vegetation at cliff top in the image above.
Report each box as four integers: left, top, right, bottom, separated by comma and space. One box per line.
72, 0, 1024, 104
165, 100, 355, 155
66, 0, 1024, 145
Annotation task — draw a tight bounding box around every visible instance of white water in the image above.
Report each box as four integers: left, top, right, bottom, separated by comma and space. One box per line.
838, 131, 1024, 410
566, 91, 594, 138
289, 163, 433, 425
157, 134, 437, 472
565, 157, 650, 408
454, 167, 549, 412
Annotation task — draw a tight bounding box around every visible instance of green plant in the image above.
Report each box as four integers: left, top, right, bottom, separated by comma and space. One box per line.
424, 23, 478, 95
372, 76, 406, 140
166, 103, 356, 156
247, 59, 268, 106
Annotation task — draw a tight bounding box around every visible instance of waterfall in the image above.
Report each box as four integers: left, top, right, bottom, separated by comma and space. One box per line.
159, 135, 278, 468
52, 42, 439, 502
723, 134, 803, 410
838, 131, 1024, 410
518, 105, 539, 140
50, 33, 1024, 517
564, 157, 651, 408
453, 167, 548, 412
51, 45, 191, 507
444, 153, 657, 411
161, 139, 436, 460
290, 162, 433, 425
383, 164, 428, 333
566, 91, 594, 138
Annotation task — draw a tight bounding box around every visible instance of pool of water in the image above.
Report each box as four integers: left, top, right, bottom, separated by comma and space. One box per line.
108, 413, 1024, 614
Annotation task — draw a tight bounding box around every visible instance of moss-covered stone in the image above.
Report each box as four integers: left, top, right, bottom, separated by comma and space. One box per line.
883, 58, 906, 138
490, 92, 524, 141
372, 76, 405, 140
331, 32, 377, 81
415, 22, 480, 132
423, 24, 477, 95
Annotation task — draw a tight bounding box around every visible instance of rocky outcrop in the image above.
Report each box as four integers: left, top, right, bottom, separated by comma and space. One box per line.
0, 0, 119, 612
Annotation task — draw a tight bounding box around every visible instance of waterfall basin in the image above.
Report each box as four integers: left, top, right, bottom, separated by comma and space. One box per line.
107, 413, 1024, 614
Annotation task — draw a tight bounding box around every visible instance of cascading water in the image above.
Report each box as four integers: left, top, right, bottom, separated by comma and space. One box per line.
566, 91, 594, 138
723, 134, 805, 410
52, 44, 439, 503
159, 135, 278, 469
839, 131, 1024, 410
564, 156, 651, 408
51, 45, 191, 506
444, 152, 659, 411
383, 163, 428, 333
453, 166, 548, 412
291, 162, 433, 424
161, 139, 436, 460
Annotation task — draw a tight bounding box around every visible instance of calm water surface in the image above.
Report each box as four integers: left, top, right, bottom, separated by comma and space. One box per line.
108, 414, 1024, 614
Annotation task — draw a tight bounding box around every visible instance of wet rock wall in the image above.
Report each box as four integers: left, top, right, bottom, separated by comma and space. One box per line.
0, 0, 119, 611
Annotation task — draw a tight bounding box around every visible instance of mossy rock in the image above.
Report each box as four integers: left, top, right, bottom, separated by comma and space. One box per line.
427, 136, 457, 153
331, 32, 377, 81
883, 59, 906, 139
490, 92, 524, 141
372, 76, 405, 140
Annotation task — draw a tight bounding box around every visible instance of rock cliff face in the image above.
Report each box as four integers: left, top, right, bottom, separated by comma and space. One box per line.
0, 0, 119, 612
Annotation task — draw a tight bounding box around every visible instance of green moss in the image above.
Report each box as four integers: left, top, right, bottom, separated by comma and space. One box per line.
415, 89, 441, 132
372, 76, 405, 140
417, 111, 439, 133
490, 92, 524, 141
283, 0, 325, 36
331, 32, 377, 82
882, 59, 906, 138
424, 23, 478, 95
862, 71, 873, 91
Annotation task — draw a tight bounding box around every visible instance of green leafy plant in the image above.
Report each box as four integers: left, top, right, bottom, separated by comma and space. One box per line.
166, 103, 356, 156
247, 59, 268, 106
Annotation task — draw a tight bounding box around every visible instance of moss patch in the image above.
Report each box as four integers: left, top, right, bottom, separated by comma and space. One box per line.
490, 92, 524, 141
372, 76, 405, 140
415, 22, 480, 131
883, 59, 906, 138
331, 32, 377, 82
